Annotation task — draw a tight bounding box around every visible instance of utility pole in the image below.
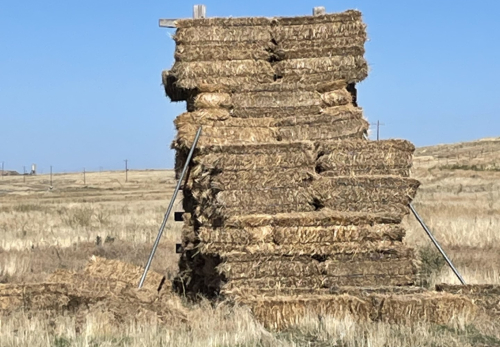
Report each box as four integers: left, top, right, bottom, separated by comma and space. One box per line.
124, 159, 128, 183
1, 161, 4, 179
370, 120, 385, 141
23, 166, 26, 183
50, 165, 53, 187
83, 168, 86, 185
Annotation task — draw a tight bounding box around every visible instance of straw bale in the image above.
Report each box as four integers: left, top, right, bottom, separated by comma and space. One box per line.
198, 80, 348, 94
84, 256, 164, 292
0, 283, 71, 313
230, 103, 363, 123
237, 291, 476, 330
174, 16, 273, 28
275, 56, 368, 84
177, 75, 277, 91
215, 186, 312, 209
378, 292, 477, 325
231, 90, 322, 109
198, 223, 406, 245
218, 258, 416, 280
245, 294, 371, 330
278, 116, 368, 141
311, 176, 420, 215
191, 140, 315, 155
200, 200, 315, 220
46, 270, 131, 299
273, 21, 367, 42
223, 273, 416, 292
173, 26, 272, 44
321, 88, 353, 107
316, 139, 415, 176
231, 105, 324, 119
175, 124, 278, 147
193, 146, 315, 171
206, 240, 414, 258
174, 111, 276, 128
436, 284, 500, 317
171, 60, 274, 79
226, 286, 426, 299
190, 168, 315, 191
175, 42, 272, 62
275, 40, 365, 60
275, 10, 363, 26
225, 210, 405, 228
192, 92, 232, 109
175, 109, 231, 123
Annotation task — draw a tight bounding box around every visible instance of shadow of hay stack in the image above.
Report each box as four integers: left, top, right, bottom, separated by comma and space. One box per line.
162, 8, 495, 329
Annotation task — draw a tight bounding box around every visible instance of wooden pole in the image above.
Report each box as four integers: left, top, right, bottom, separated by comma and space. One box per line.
370, 120, 385, 141
50, 166, 52, 187
83, 168, 86, 185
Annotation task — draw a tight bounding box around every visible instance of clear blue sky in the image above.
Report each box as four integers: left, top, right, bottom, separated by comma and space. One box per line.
1, 1, 499, 172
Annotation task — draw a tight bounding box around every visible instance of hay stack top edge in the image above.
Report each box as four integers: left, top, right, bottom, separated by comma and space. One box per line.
171, 9, 363, 28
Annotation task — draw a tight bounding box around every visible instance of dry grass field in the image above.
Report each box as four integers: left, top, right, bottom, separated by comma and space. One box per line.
0, 137, 499, 346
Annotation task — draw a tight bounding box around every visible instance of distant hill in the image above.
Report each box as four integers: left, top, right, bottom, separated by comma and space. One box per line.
414, 137, 500, 171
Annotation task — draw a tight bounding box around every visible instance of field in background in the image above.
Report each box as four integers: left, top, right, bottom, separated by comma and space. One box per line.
1, 138, 499, 346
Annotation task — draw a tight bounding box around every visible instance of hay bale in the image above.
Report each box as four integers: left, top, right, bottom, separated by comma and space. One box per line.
204, 240, 414, 258
84, 256, 164, 292
174, 16, 273, 28
175, 123, 279, 147
378, 292, 477, 325
316, 139, 415, 176
197, 80, 348, 94
214, 186, 313, 211
174, 109, 368, 148
231, 90, 322, 109
226, 285, 427, 299
321, 88, 353, 107
225, 210, 405, 228
189, 168, 315, 191
0, 283, 70, 314
310, 176, 420, 216
436, 284, 500, 318
275, 56, 368, 84
276, 40, 365, 60
198, 223, 406, 245
273, 20, 366, 42
170, 60, 274, 90
175, 42, 273, 62
236, 290, 476, 330
175, 112, 276, 129
217, 257, 416, 280
173, 25, 272, 44
275, 10, 363, 26
244, 294, 372, 330
192, 92, 232, 109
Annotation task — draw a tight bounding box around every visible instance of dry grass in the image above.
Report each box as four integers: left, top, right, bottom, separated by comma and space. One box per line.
1, 138, 500, 345
0, 170, 182, 283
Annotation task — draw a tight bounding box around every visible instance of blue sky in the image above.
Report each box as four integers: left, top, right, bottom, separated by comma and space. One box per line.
1, 1, 499, 172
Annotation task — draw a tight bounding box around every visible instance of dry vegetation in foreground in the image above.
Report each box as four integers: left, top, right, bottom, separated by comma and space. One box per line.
0, 138, 500, 346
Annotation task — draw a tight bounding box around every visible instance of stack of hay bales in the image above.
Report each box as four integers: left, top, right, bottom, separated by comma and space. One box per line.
164, 9, 475, 328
